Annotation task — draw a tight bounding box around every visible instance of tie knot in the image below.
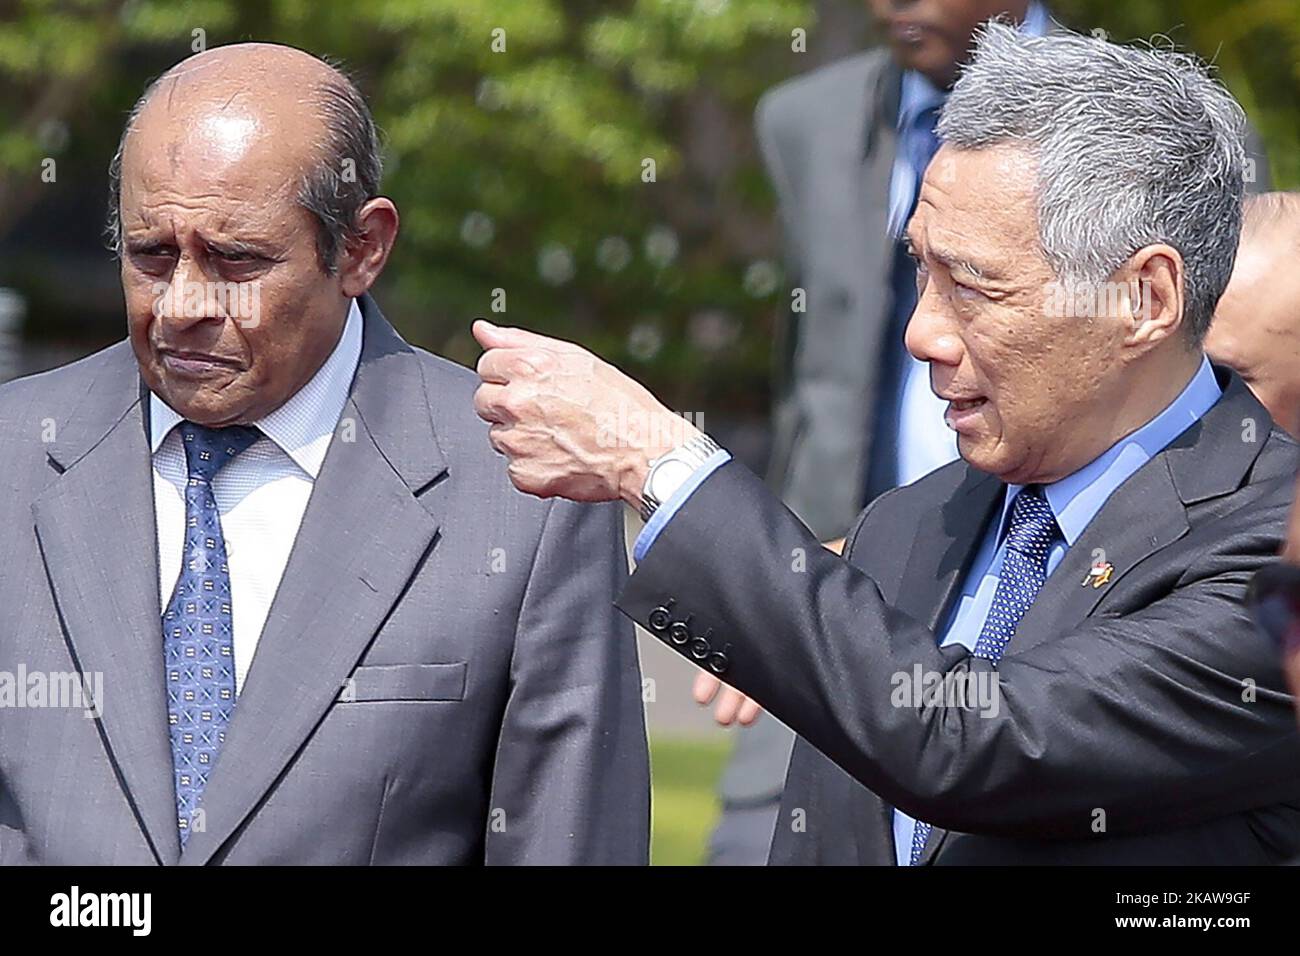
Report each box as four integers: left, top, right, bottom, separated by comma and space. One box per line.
179, 422, 260, 481
1005, 486, 1059, 559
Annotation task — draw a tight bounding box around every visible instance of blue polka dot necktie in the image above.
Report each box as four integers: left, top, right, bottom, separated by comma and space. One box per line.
163, 421, 260, 845
908, 485, 1061, 865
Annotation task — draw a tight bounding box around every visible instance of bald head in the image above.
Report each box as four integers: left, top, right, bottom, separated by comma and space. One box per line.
130, 44, 334, 182
111, 42, 397, 428
1206, 192, 1300, 436
109, 42, 381, 272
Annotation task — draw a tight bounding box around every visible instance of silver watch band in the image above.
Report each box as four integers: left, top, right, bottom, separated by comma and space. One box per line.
639, 433, 722, 522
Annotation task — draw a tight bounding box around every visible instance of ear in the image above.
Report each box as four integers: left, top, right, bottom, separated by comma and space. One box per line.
1116, 243, 1185, 355
336, 197, 400, 299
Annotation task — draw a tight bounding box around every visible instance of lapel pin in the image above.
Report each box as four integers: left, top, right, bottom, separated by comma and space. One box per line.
1083, 562, 1114, 589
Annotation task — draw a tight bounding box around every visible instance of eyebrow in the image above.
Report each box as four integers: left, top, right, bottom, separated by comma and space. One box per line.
123, 232, 274, 257
933, 248, 989, 280
906, 233, 997, 282
205, 237, 273, 256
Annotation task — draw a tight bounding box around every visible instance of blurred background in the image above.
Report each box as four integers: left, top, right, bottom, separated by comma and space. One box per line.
1, 0, 1296, 863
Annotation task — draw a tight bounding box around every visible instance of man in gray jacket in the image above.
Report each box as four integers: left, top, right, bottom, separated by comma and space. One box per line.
0, 42, 649, 865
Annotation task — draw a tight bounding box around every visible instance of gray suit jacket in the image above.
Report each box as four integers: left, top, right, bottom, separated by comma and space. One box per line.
620, 366, 1300, 864
0, 296, 650, 865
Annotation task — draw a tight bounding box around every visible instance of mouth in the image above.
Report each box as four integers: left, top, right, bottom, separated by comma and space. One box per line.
888, 20, 929, 46
157, 348, 243, 379
941, 395, 988, 433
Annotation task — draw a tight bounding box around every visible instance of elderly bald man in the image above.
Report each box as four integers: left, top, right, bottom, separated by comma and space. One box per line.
474, 23, 1300, 865
0, 44, 649, 865
1206, 192, 1300, 438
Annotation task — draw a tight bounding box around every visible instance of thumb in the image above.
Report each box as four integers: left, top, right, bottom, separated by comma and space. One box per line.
472, 318, 576, 353
471, 318, 513, 351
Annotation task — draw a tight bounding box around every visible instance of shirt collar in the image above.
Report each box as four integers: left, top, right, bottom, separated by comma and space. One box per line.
149, 298, 364, 479
998, 354, 1221, 546
897, 2, 1053, 131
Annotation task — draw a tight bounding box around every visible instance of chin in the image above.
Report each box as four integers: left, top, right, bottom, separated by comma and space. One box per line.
908, 47, 957, 85
157, 388, 238, 427
957, 437, 1013, 481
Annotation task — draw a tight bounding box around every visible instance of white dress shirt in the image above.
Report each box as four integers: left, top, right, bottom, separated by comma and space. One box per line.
150, 299, 363, 695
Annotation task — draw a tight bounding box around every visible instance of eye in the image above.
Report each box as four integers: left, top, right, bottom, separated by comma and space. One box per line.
208, 246, 269, 278
212, 247, 260, 264
952, 278, 984, 301
128, 243, 177, 275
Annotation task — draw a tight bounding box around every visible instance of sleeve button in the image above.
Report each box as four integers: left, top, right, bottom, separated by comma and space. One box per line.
648, 604, 673, 632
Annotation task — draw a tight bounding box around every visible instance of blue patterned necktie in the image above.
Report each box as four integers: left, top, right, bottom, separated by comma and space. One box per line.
908, 486, 1061, 865
163, 421, 260, 845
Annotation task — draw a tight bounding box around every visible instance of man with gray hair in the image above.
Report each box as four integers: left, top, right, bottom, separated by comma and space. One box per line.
0, 42, 650, 865
472, 21, 1300, 864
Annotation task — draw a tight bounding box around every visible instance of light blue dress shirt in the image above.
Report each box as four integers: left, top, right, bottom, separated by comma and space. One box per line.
887, 0, 1052, 488
891, 355, 1222, 863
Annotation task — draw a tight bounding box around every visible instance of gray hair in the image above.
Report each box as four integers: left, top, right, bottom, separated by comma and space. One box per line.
938, 20, 1248, 344
105, 54, 382, 275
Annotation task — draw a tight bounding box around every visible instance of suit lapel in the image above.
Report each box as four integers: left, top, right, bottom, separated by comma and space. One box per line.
849, 467, 1001, 865
1008, 458, 1187, 656
180, 299, 449, 865
851, 61, 905, 488
32, 349, 180, 865
894, 468, 1003, 632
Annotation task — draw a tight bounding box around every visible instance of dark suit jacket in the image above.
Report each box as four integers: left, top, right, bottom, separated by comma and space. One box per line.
0, 296, 650, 865
619, 366, 1300, 864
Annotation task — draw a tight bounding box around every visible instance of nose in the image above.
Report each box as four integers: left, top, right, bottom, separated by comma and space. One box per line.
154, 253, 224, 332
904, 283, 963, 369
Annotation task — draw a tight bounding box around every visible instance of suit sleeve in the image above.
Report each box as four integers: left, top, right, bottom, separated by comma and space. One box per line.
617, 461, 1300, 840
485, 498, 650, 864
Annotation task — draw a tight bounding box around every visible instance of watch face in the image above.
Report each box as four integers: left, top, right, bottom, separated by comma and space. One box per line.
649, 458, 696, 501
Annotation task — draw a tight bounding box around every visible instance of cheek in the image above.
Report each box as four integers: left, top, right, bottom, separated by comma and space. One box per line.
968, 319, 1068, 438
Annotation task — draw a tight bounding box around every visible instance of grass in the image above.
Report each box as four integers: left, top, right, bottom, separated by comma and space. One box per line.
649, 735, 731, 866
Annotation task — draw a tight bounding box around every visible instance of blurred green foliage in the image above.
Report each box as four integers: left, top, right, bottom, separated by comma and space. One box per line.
0, 0, 1295, 411
649, 735, 728, 866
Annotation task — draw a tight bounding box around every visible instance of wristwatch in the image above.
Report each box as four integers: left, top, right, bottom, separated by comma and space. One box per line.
639, 433, 722, 522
